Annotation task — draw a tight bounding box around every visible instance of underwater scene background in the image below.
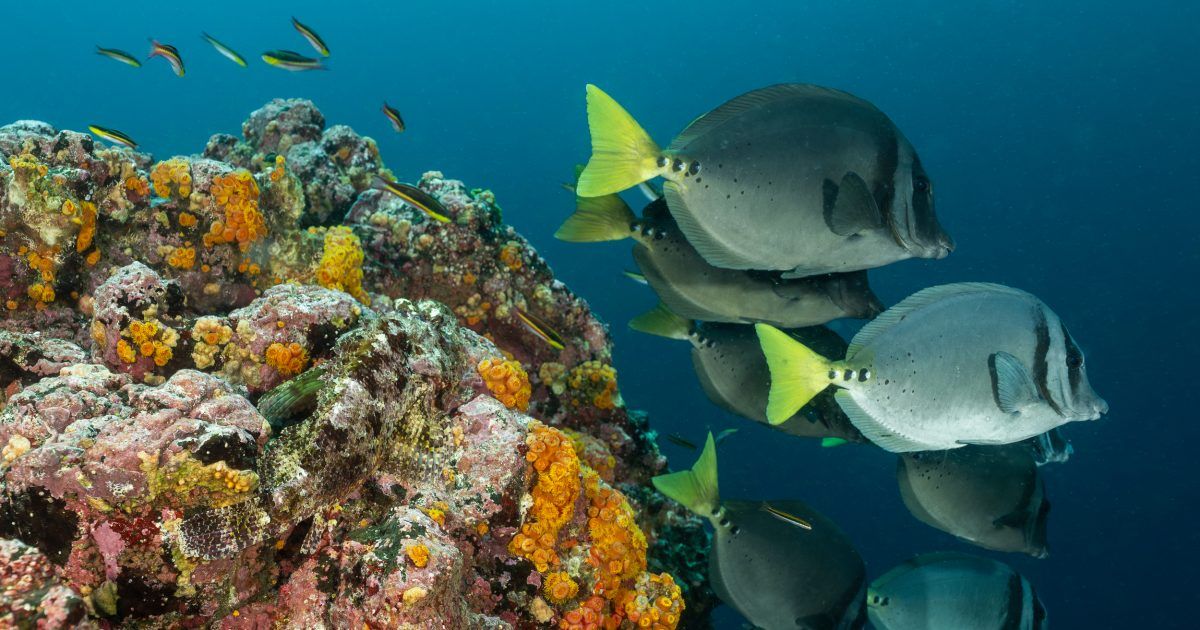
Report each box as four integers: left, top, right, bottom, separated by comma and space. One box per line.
1, 0, 1196, 627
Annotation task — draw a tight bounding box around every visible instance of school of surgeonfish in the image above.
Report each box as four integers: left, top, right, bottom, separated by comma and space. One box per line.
562, 83, 1110, 627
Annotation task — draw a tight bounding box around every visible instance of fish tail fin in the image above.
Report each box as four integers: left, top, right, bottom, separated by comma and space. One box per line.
577, 84, 663, 197
652, 432, 719, 516
755, 323, 835, 425
555, 193, 636, 242
629, 303, 690, 340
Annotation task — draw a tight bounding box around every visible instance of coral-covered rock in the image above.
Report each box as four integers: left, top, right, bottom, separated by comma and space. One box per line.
0, 538, 91, 628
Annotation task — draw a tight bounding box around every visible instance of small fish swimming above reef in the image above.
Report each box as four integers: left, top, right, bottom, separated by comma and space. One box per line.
149, 40, 185, 76
653, 434, 867, 628
95, 46, 140, 67
382, 102, 405, 133
868, 553, 1048, 629
261, 50, 325, 72
87, 125, 137, 149
576, 84, 954, 278
371, 175, 451, 223
291, 17, 330, 56
558, 194, 883, 327
631, 304, 865, 444
202, 33, 247, 67
897, 444, 1051, 557
757, 282, 1108, 452
513, 308, 566, 351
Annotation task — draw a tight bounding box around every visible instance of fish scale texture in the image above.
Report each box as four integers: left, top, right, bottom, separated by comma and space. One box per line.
0, 101, 715, 627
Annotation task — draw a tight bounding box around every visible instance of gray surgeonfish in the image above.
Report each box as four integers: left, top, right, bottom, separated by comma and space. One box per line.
630, 305, 866, 444
575, 84, 953, 278
867, 553, 1048, 629
556, 194, 883, 327
757, 282, 1108, 452
897, 444, 1050, 557
653, 435, 867, 629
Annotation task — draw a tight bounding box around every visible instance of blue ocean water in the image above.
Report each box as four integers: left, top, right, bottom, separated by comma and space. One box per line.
2, 1, 1196, 627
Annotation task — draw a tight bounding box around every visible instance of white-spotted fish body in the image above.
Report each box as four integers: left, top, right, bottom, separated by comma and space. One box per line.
897, 444, 1050, 557
868, 553, 1047, 629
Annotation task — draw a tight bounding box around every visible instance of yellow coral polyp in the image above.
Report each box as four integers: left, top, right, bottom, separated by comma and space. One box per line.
544, 571, 580, 604
265, 341, 309, 377
583, 468, 647, 597
203, 170, 267, 252
124, 175, 151, 198
76, 201, 97, 253
406, 543, 430, 568
61, 199, 77, 216
116, 339, 136, 364
270, 154, 287, 182
8, 153, 48, 177
151, 158, 192, 198
478, 358, 531, 411
620, 573, 684, 630
167, 247, 196, 270
314, 226, 369, 304
122, 319, 178, 368
190, 317, 233, 369
178, 212, 198, 228
509, 423, 581, 572
568, 360, 619, 410
499, 240, 523, 270
27, 283, 54, 304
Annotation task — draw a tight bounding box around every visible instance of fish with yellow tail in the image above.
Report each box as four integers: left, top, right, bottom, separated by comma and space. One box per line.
87, 125, 137, 150
148, 40, 185, 76
576, 83, 953, 278
202, 33, 247, 67
382, 102, 405, 133
653, 433, 867, 628
261, 50, 325, 72
370, 175, 452, 223
96, 47, 141, 68
757, 282, 1108, 452
291, 17, 330, 56
513, 308, 565, 351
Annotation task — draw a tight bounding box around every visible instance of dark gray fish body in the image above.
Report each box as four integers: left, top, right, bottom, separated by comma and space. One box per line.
835, 283, 1107, 452
712, 500, 866, 629
691, 323, 865, 442
661, 84, 953, 277
868, 553, 1047, 629
633, 199, 883, 326
897, 444, 1050, 557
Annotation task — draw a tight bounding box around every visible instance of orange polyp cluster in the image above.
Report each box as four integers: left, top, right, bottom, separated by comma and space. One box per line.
313, 226, 369, 303
177, 212, 198, 228
269, 154, 287, 182
167, 246, 196, 270
544, 571, 580, 604
204, 170, 267, 252
405, 543, 430, 568
567, 361, 619, 410
619, 574, 684, 630
124, 175, 151, 198
564, 430, 618, 484
477, 357, 531, 411
265, 341, 309, 377
582, 469, 647, 598
151, 159, 193, 198
75, 201, 97, 253
8, 153, 48, 177
509, 423, 581, 572
499, 240, 523, 270
127, 319, 177, 367
560, 595, 607, 630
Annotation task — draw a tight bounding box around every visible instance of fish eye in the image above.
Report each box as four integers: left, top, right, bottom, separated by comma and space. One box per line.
913, 177, 930, 193
1066, 354, 1083, 369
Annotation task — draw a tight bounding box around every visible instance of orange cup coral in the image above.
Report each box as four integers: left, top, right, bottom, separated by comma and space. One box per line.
478, 357, 531, 411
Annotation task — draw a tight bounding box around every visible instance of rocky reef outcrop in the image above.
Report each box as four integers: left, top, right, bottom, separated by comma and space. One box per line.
0, 100, 712, 628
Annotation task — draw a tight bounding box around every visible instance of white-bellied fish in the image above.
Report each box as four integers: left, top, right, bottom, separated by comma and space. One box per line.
371, 175, 451, 223
383, 102, 405, 133
291, 17, 330, 56
557, 194, 883, 327
653, 434, 866, 628
202, 33, 247, 67
632, 305, 866, 444
868, 553, 1047, 629
261, 50, 325, 72
576, 84, 953, 278
149, 40, 185, 76
897, 444, 1050, 557
757, 283, 1108, 452
96, 46, 141, 68
87, 125, 137, 150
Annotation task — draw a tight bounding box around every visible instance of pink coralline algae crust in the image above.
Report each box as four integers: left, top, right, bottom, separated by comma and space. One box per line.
0, 100, 715, 628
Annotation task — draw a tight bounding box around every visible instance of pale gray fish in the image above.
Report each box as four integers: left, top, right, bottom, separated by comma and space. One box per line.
653, 436, 867, 629
758, 282, 1108, 452
868, 553, 1047, 629
897, 444, 1050, 557
559, 195, 883, 327
576, 84, 953, 278
630, 304, 865, 443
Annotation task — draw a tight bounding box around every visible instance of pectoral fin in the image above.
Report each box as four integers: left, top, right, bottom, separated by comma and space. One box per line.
823, 172, 883, 236
992, 509, 1029, 529
989, 351, 1041, 415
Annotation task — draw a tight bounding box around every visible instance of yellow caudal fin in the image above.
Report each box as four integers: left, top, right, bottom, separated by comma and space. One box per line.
554, 193, 637, 242
629, 302, 691, 340
755, 323, 835, 425
652, 432, 719, 516
576, 84, 663, 197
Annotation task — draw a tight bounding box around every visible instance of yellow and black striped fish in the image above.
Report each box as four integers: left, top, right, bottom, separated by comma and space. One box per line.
514, 308, 566, 351
761, 503, 814, 530
370, 175, 451, 223
291, 17, 329, 56
149, 40, 185, 76
202, 33, 246, 67
88, 125, 138, 150
382, 102, 405, 133
261, 50, 325, 72
96, 47, 141, 68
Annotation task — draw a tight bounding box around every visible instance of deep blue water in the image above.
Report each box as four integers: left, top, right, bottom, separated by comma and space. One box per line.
3, 1, 1197, 627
